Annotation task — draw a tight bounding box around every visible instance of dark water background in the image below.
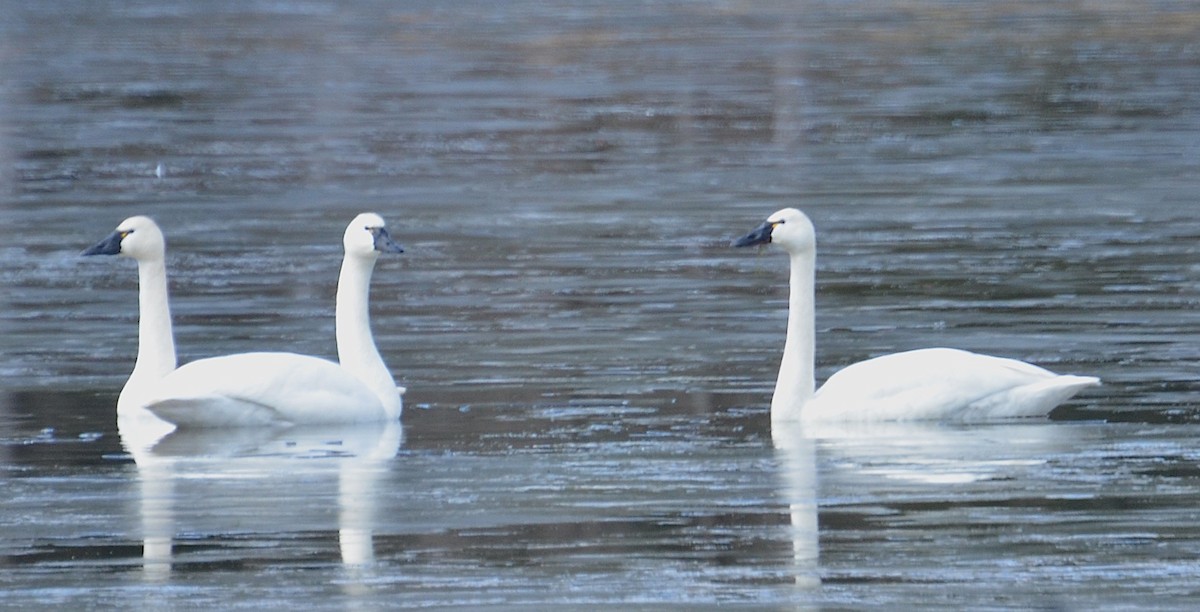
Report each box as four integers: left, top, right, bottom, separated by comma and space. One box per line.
3, 1, 1200, 608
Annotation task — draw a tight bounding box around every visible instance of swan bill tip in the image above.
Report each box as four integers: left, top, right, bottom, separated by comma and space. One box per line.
370, 226, 404, 254
82, 231, 124, 257
733, 221, 774, 248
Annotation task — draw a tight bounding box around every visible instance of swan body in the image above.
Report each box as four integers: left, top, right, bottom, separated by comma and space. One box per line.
85, 213, 405, 429
734, 208, 1098, 424
808, 348, 1098, 422
144, 352, 388, 427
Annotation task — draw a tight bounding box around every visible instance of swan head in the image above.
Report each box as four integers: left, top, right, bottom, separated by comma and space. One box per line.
344, 213, 403, 259
733, 208, 815, 255
82, 216, 166, 262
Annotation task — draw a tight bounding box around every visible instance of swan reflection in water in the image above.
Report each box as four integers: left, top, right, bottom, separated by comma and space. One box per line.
778, 419, 1085, 593
120, 418, 402, 582
771, 421, 820, 589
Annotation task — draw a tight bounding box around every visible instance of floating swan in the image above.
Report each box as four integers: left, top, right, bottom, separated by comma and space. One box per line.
733, 208, 1099, 424
84, 213, 404, 429
145, 212, 405, 427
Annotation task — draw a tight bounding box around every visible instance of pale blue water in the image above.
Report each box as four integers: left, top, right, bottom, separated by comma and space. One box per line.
3, 1, 1200, 609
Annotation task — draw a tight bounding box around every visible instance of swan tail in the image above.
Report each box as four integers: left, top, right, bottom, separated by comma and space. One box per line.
971, 374, 1100, 419
145, 396, 286, 428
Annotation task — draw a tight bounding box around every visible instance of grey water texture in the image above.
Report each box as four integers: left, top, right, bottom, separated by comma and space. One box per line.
3, 1, 1200, 609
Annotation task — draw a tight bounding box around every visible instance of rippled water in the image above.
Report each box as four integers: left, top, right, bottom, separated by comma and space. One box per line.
3, 1, 1200, 608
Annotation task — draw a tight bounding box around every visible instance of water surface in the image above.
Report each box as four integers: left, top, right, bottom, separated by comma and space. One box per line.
3, 1, 1200, 608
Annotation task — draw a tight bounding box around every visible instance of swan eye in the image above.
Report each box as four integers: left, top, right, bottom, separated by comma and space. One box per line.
120, 230, 134, 238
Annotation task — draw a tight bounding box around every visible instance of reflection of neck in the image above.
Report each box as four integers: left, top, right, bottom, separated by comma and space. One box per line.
339, 461, 377, 567
771, 421, 820, 588
121, 258, 177, 414
772, 248, 816, 423
336, 253, 399, 418
136, 459, 175, 583
338, 420, 402, 572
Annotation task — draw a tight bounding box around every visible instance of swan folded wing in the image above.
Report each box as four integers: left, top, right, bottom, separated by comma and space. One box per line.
147, 396, 285, 428
142, 352, 388, 428
806, 348, 1097, 422
958, 374, 1099, 420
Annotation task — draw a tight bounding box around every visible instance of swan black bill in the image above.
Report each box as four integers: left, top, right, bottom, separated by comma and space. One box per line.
732, 221, 774, 248
371, 227, 404, 254
82, 231, 123, 256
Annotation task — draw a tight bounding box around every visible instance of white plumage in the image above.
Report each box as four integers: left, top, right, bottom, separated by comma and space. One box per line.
145, 352, 391, 427
807, 347, 1098, 422
734, 208, 1098, 424
84, 213, 404, 430
83, 216, 177, 428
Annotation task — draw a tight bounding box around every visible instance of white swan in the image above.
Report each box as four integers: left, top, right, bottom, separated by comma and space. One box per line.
82, 216, 177, 420
84, 213, 404, 429
733, 208, 1099, 424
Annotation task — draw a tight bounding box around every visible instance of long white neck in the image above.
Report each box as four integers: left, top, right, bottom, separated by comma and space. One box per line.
119, 258, 177, 415
771, 248, 816, 423
336, 254, 401, 418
